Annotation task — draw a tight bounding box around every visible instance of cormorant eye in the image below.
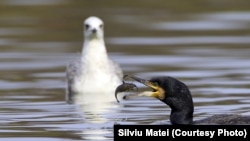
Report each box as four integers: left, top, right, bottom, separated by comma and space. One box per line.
99, 24, 103, 29
152, 82, 159, 87
85, 24, 89, 29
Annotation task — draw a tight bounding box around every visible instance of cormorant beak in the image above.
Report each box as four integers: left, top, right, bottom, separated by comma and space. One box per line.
128, 76, 165, 100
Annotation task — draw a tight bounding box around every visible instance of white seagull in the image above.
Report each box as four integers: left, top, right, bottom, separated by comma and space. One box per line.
66, 16, 123, 105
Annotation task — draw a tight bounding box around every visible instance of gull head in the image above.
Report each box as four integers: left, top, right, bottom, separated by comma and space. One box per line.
83, 16, 104, 40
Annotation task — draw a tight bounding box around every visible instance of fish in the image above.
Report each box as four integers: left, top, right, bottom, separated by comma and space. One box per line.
115, 81, 138, 103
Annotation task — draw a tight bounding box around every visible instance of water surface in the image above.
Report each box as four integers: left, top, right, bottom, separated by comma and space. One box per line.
0, 0, 250, 140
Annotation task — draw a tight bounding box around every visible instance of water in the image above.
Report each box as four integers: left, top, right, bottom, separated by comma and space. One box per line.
0, 0, 250, 140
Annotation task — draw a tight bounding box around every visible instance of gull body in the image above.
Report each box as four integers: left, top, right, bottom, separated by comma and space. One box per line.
66, 16, 123, 106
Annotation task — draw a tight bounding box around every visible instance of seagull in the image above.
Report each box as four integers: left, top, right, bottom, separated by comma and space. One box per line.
65, 16, 123, 105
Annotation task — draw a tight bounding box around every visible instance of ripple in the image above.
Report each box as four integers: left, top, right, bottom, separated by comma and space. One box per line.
108, 36, 250, 45
150, 21, 246, 31
3, 0, 68, 6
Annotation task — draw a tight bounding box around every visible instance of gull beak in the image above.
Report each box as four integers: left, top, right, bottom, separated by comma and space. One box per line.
127, 75, 165, 100
92, 28, 97, 33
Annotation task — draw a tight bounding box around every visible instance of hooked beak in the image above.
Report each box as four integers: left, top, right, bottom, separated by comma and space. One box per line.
125, 75, 165, 100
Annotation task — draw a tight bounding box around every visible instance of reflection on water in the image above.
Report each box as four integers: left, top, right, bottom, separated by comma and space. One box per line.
0, 0, 250, 140
109, 36, 250, 46
150, 12, 250, 30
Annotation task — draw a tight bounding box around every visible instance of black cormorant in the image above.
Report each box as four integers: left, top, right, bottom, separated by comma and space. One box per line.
118, 75, 250, 125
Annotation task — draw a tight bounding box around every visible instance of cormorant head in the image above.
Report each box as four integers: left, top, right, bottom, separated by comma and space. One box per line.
129, 75, 194, 124
83, 16, 104, 40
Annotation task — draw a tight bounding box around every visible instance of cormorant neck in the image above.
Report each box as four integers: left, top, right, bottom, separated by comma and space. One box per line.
165, 95, 194, 125
170, 107, 193, 125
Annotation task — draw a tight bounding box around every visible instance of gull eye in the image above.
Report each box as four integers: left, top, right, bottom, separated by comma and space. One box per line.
99, 24, 103, 29
85, 24, 89, 29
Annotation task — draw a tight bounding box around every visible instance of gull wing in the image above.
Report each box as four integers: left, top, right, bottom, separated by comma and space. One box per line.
65, 58, 81, 104
109, 59, 123, 80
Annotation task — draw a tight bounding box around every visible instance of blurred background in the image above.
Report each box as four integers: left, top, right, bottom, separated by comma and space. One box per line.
0, 0, 250, 140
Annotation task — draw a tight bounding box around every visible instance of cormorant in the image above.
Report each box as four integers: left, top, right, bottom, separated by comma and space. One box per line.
118, 75, 250, 125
